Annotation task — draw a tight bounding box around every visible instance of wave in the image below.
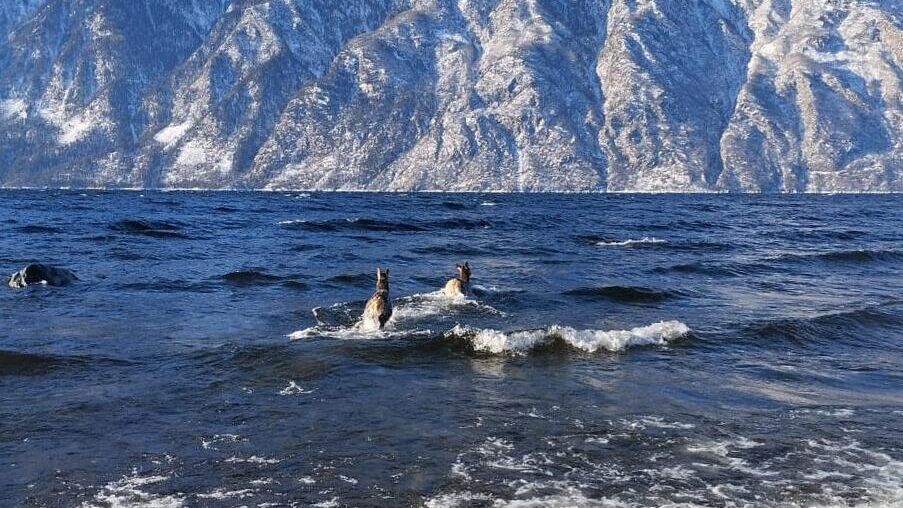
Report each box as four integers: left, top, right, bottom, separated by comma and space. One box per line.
652, 261, 743, 277
292, 291, 502, 340
392, 291, 504, 321
288, 323, 433, 341
221, 270, 284, 285
279, 218, 424, 233
432, 218, 491, 230
781, 228, 868, 241
577, 234, 666, 247
0, 350, 127, 376
411, 244, 488, 256
596, 237, 667, 247
774, 248, 903, 265
281, 280, 309, 291
563, 285, 680, 303
471, 284, 524, 298
0, 350, 81, 376
219, 270, 308, 290
110, 219, 187, 238
742, 303, 903, 346
80, 471, 184, 508
445, 320, 690, 354
117, 280, 216, 293
15, 224, 63, 234
657, 248, 902, 278
325, 273, 373, 287
652, 259, 772, 277
290, 243, 322, 252
280, 217, 490, 233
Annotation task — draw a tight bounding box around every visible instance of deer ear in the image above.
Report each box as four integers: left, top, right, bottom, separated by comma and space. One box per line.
465, 262, 469, 268
384, 268, 389, 276
376, 267, 381, 276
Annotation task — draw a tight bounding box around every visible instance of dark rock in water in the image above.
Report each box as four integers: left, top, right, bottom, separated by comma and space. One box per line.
7, 264, 78, 288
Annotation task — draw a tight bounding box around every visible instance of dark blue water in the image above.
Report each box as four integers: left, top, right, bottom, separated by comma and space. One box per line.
1, 191, 901, 507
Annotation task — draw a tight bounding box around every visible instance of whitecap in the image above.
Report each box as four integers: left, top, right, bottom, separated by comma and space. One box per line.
427, 488, 609, 508
687, 436, 762, 457
197, 488, 255, 499
279, 381, 315, 396
447, 320, 690, 354
622, 416, 696, 430
80, 470, 184, 508
312, 498, 340, 508
595, 237, 666, 246
225, 455, 280, 465
201, 433, 242, 450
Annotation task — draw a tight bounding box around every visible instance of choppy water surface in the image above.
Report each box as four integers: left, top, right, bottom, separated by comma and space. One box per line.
1, 191, 901, 507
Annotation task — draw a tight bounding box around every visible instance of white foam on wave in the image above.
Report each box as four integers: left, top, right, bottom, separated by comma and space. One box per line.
596, 237, 666, 246
621, 416, 696, 430
288, 322, 428, 341
687, 436, 762, 457
279, 381, 315, 395
224, 455, 280, 465
80, 470, 183, 508
448, 320, 690, 354
392, 291, 504, 321
197, 488, 255, 500
427, 488, 613, 508
431, 414, 903, 508
471, 284, 522, 296
312, 498, 340, 508
290, 290, 501, 340
201, 433, 242, 450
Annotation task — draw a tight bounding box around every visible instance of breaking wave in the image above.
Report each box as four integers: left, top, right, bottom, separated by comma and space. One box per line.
445, 320, 690, 354
578, 235, 666, 247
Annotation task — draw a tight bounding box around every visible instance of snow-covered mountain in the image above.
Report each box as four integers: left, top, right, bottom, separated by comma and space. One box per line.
1, 0, 900, 192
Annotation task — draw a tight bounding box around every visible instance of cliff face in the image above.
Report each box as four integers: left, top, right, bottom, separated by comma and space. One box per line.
1, 0, 900, 191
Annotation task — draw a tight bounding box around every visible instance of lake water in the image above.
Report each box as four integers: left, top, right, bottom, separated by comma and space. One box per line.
1, 191, 901, 507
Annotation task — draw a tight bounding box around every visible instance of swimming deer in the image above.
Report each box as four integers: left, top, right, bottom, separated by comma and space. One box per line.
443, 262, 471, 298
361, 267, 392, 329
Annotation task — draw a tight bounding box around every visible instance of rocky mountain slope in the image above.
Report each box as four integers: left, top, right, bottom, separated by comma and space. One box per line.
1, 0, 900, 191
